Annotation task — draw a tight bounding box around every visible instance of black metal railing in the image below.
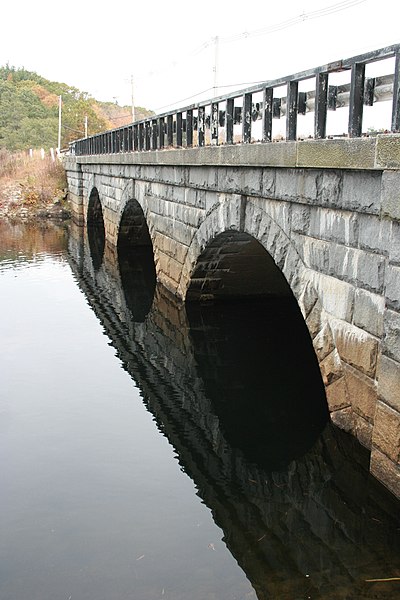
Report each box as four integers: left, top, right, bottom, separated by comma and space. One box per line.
70, 44, 400, 156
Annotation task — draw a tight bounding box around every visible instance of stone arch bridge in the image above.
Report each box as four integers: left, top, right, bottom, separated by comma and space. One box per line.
63, 44, 400, 497
64, 137, 400, 498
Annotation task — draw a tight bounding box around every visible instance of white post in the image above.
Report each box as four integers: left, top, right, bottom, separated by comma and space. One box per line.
131, 75, 136, 123
84, 115, 88, 138
57, 95, 62, 152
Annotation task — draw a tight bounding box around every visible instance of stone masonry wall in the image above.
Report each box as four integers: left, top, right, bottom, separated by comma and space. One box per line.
63, 136, 400, 497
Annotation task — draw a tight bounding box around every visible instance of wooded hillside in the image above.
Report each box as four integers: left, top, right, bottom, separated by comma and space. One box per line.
0, 65, 154, 151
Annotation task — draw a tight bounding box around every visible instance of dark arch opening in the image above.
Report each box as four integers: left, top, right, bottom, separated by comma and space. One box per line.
87, 188, 105, 271
186, 230, 329, 469
117, 199, 156, 322
186, 230, 292, 301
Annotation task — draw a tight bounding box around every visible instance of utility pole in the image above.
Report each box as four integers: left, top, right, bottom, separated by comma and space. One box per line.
57, 95, 62, 153
84, 115, 88, 138
213, 36, 219, 97
131, 75, 136, 123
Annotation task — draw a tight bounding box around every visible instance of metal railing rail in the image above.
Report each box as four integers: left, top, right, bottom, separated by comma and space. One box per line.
70, 43, 400, 156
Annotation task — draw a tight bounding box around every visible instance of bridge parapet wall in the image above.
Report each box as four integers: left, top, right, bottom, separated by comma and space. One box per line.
64, 136, 400, 497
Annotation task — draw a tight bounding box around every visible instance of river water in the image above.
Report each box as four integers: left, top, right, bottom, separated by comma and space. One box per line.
0, 219, 399, 600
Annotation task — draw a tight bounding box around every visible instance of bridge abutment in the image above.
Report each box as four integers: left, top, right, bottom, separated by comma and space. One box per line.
64, 136, 400, 498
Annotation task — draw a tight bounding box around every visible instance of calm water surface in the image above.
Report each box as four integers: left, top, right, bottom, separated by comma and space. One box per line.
0, 219, 399, 600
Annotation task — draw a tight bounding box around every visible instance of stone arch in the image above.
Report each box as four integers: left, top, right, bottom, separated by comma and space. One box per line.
87, 187, 105, 271
84, 175, 97, 218
116, 180, 136, 227
117, 197, 153, 250
87, 187, 104, 226
179, 196, 305, 302
116, 183, 156, 323
180, 196, 353, 428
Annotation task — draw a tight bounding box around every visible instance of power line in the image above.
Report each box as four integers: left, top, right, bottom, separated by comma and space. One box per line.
136, 0, 367, 85
62, 124, 85, 135
219, 0, 366, 43
154, 87, 216, 112
154, 81, 271, 112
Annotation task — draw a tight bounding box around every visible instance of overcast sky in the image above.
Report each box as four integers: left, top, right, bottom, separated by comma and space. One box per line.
1, 0, 400, 115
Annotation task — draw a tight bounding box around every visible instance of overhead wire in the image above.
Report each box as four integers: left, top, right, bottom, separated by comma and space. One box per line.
151, 0, 367, 112
218, 0, 366, 43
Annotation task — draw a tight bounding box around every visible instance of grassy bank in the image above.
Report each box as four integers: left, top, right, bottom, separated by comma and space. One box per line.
0, 149, 70, 219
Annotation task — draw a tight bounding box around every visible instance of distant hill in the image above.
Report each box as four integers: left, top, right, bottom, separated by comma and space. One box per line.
0, 65, 154, 151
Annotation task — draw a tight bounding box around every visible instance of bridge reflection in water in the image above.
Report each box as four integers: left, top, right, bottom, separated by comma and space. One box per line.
72, 223, 400, 599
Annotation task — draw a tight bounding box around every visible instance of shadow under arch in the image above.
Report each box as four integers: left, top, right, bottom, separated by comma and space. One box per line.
87, 187, 105, 271
117, 198, 156, 323
186, 230, 293, 301
186, 230, 329, 469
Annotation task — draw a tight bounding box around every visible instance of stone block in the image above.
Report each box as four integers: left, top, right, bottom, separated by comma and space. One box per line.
377, 354, 400, 412
204, 191, 218, 213
308, 271, 355, 323
341, 170, 381, 215
313, 322, 335, 362
326, 243, 356, 284
155, 233, 188, 265
165, 201, 203, 228
163, 186, 187, 205
381, 170, 400, 221
204, 141, 297, 167
274, 168, 318, 204
353, 288, 385, 338
302, 236, 330, 272
330, 406, 353, 432
218, 193, 243, 231
158, 269, 179, 297
298, 277, 319, 319
315, 170, 342, 207
358, 214, 391, 255
375, 134, 400, 169
389, 221, 400, 265
261, 168, 276, 196
282, 245, 303, 288
257, 198, 291, 233
355, 249, 386, 295
291, 204, 311, 234
382, 309, 400, 363
193, 190, 206, 210
385, 265, 400, 312
216, 167, 262, 196
370, 448, 400, 498
332, 319, 378, 377
146, 195, 161, 216
244, 200, 272, 242
320, 349, 344, 386
187, 166, 217, 189
155, 166, 186, 186
309, 207, 358, 247
372, 401, 400, 463
262, 222, 290, 270
343, 363, 377, 423
353, 414, 373, 449
325, 374, 350, 411
297, 138, 376, 170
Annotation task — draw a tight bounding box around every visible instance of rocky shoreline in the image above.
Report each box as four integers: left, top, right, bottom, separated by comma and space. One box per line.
0, 181, 71, 221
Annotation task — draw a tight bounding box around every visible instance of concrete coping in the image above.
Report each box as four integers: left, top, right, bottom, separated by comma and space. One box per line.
66, 134, 400, 171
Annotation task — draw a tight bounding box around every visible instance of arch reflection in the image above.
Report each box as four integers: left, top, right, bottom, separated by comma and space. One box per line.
117, 199, 156, 322
87, 188, 105, 271
67, 223, 400, 600
187, 296, 329, 470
